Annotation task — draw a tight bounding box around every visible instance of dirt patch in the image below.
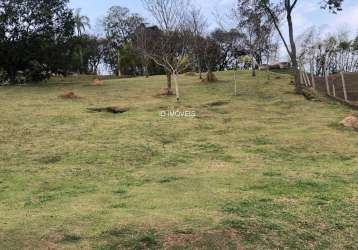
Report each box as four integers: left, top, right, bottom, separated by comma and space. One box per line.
60, 91, 80, 99
340, 116, 358, 130
202, 71, 218, 83
163, 229, 242, 249
88, 106, 129, 114
202, 100, 230, 107
185, 72, 197, 76
154, 87, 174, 97
91, 78, 104, 86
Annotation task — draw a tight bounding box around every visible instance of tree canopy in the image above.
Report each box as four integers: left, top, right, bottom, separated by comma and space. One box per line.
0, 0, 75, 82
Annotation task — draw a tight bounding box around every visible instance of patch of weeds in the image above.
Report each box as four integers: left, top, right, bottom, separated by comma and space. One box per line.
123, 230, 159, 250
61, 233, 81, 243
112, 186, 128, 195
221, 218, 283, 245
221, 218, 248, 230
158, 136, 176, 145
24, 193, 56, 207
195, 143, 224, 154
119, 175, 152, 187
327, 121, 350, 131
24, 183, 98, 207
334, 154, 355, 162
329, 221, 346, 230
244, 145, 307, 163
262, 171, 282, 177
159, 176, 181, 183
95, 242, 119, 250
222, 198, 284, 218
253, 137, 273, 145
110, 203, 127, 209
115, 144, 159, 165
138, 231, 158, 248
217, 154, 236, 162
36, 155, 62, 164
106, 227, 132, 237
196, 123, 215, 130
295, 180, 327, 192
159, 153, 190, 167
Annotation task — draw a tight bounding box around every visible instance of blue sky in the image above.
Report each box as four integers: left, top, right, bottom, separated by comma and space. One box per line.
69, 0, 358, 34
69, 0, 358, 59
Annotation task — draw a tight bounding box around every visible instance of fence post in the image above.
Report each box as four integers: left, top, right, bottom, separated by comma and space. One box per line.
311, 72, 316, 90
340, 71, 348, 101
234, 69, 237, 96
304, 71, 311, 87
332, 84, 336, 97
302, 71, 308, 86
300, 70, 303, 85
325, 69, 331, 96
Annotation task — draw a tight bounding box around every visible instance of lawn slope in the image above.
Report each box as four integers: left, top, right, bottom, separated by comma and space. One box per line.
0, 71, 357, 249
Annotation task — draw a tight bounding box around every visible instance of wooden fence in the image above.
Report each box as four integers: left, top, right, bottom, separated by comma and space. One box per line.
300, 71, 358, 108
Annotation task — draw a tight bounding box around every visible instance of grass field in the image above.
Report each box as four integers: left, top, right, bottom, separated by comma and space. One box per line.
0, 71, 357, 249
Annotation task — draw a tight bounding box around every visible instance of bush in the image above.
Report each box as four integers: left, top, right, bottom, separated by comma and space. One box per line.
24, 60, 51, 82
0, 68, 8, 84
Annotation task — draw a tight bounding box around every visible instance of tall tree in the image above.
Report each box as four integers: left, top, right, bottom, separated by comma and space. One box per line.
74, 8, 90, 36
0, 0, 75, 83
235, 0, 275, 77
74, 8, 91, 73
210, 29, 243, 72
259, 0, 344, 94
103, 6, 143, 76
139, 0, 191, 101
186, 6, 207, 79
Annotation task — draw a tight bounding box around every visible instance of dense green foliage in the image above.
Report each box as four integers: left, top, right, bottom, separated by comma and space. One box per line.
0, 0, 75, 82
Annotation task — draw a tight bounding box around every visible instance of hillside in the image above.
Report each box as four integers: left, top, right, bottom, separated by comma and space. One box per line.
0, 71, 357, 249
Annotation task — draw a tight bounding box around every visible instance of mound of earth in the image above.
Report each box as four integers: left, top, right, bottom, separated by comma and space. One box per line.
91, 78, 104, 86
340, 116, 358, 129
202, 100, 230, 107
60, 91, 79, 99
185, 72, 197, 76
88, 106, 128, 114
159, 87, 174, 96
202, 71, 218, 83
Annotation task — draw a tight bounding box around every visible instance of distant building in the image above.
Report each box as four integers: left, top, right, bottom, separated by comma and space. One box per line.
258, 64, 269, 70
279, 62, 291, 69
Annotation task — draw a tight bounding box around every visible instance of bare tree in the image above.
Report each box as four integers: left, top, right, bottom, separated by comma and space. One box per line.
259, 0, 345, 94
234, 0, 275, 77
186, 6, 207, 79
138, 0, 191, 102
142, 0, 188, 31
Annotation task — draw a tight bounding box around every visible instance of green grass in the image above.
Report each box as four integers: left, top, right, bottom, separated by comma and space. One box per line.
0, 70, 357, 249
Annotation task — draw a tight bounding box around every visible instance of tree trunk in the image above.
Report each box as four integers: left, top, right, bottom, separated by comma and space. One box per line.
166, 72, 172, 89
79, 47, 84, 74
198, 61, 202, 79
173, 72, 180, 102
251, 53, 256, 77
234, 69, 238, 96
117, 53, 121, 77
144, 65, 149, 78
206, 69, 218, 82
293, 66, 301, 94
287, 9, 302, 94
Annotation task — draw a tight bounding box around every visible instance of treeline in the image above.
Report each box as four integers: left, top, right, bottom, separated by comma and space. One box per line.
0, 0, 349, 97
298, 28, 358, 76
0, 0, 274, 85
